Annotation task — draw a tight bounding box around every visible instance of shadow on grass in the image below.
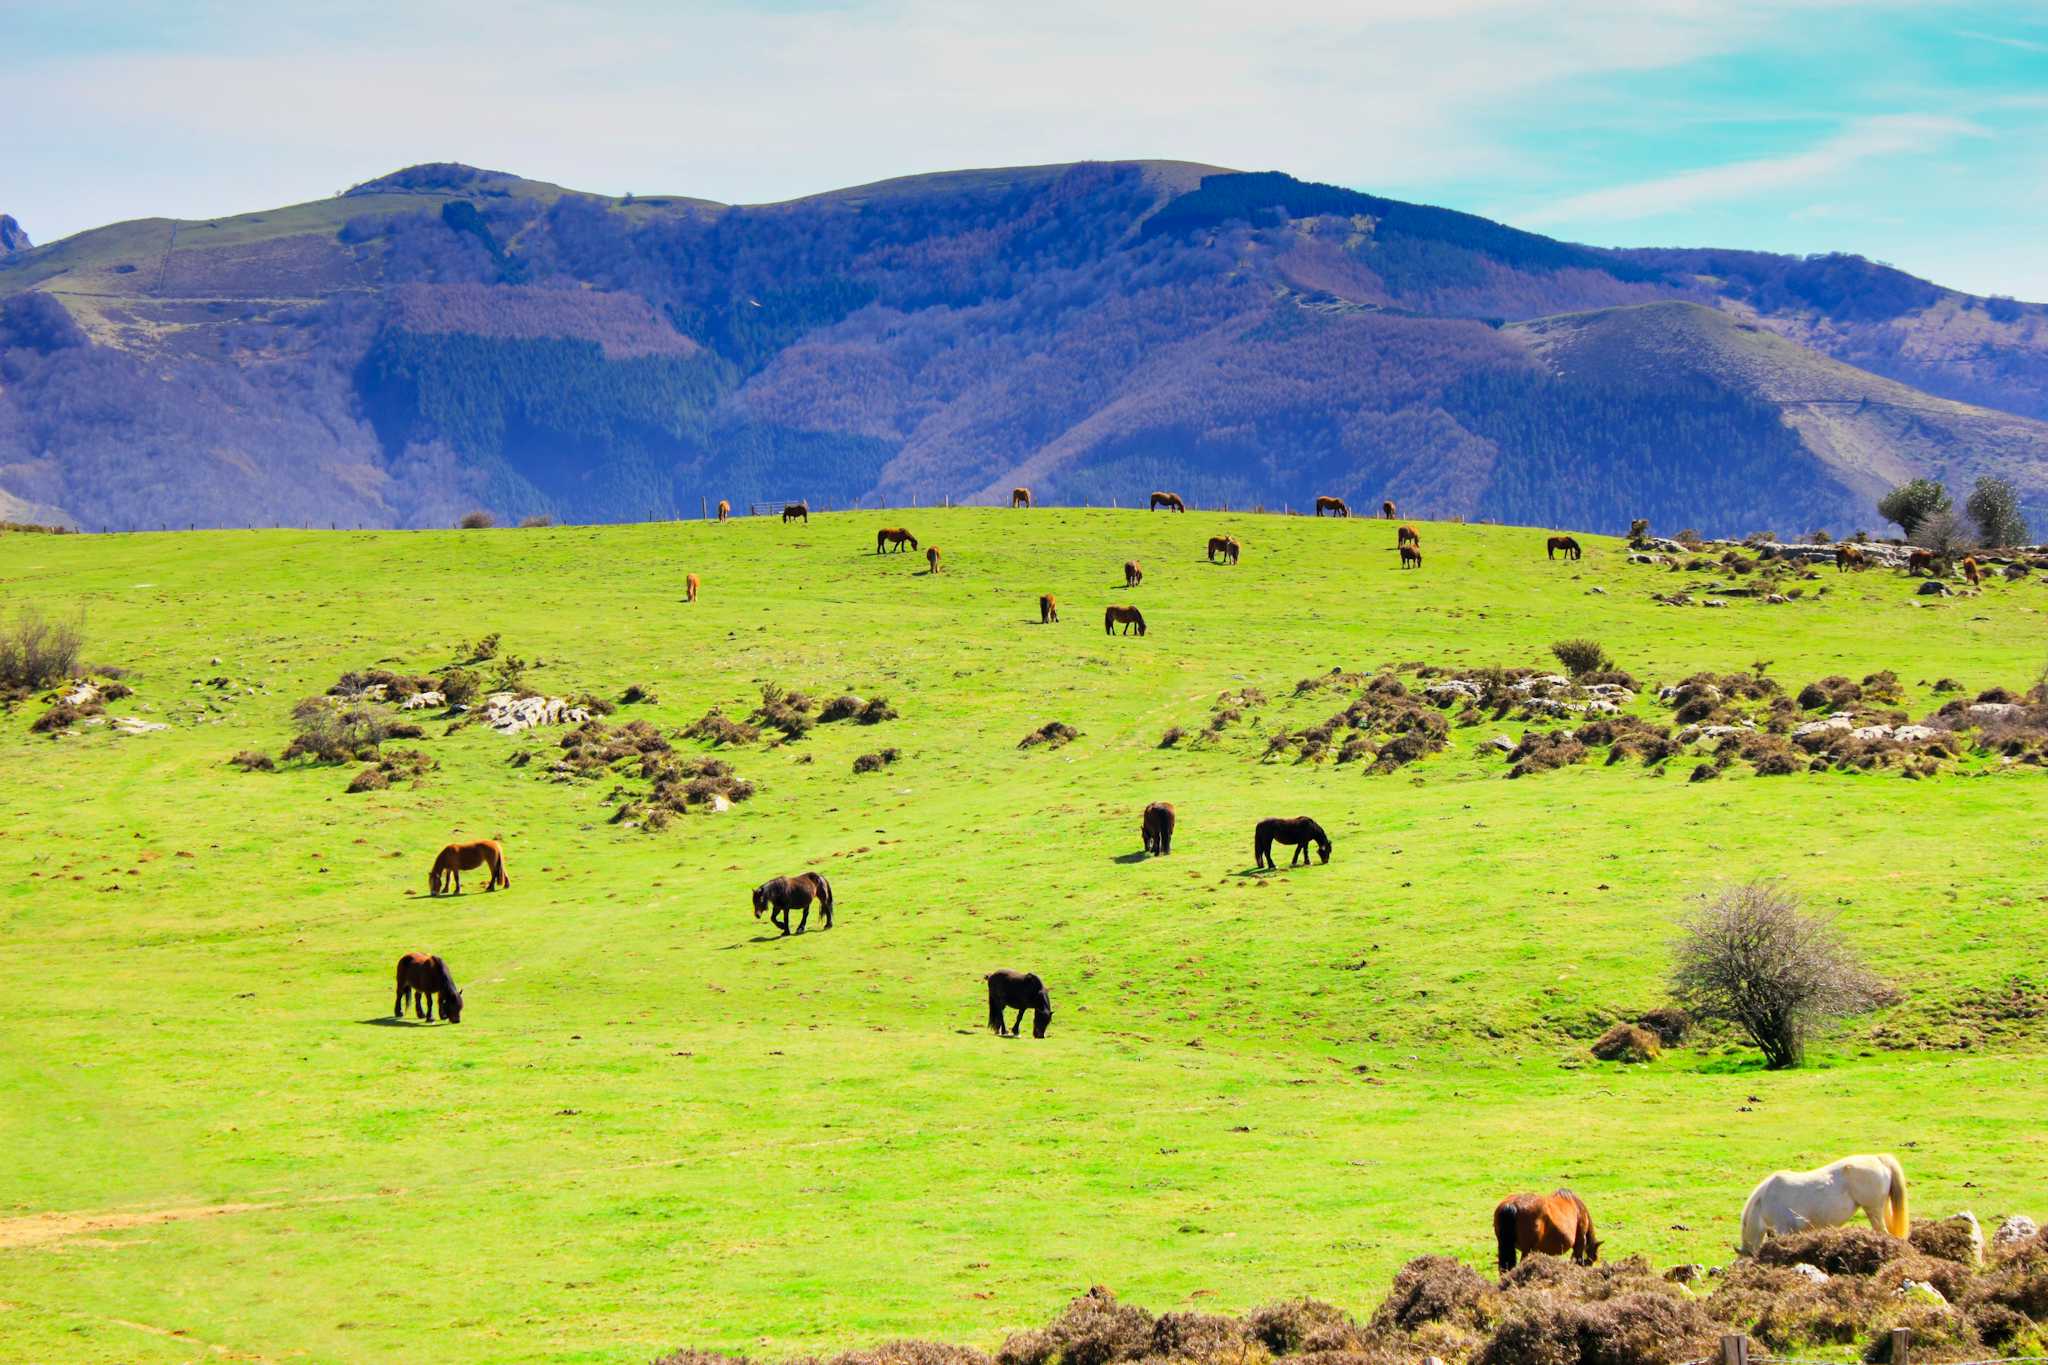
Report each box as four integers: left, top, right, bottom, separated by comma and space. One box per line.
357, 1016, 446, 1027
1112, 851, 1151, 865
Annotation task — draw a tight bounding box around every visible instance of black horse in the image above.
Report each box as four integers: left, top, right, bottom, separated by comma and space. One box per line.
1142, 802, 1176, 855
986, 970, 1054, 1038
752, 871, 834, 935
394, 951, 464, 1023
1254, 816, 1331, 870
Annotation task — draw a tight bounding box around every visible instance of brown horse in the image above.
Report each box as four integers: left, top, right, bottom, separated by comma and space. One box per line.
686, 572, 700, 602
926, 546, 942, 573
877, 527, 918, 553
1105, 605, 1146, 636
1150, 491, 1187, 512
1382, 500, 1397, 519
1397, 524, 1419, 548
1835, 544, 1866, 572
1254, 816, 1330, 869
1400, 544, 1422, 569
429, 839, 509, 896
1040, 594, 1058, 624
1315, 495, 1350, 517
1907, 548, 1936, 575
986, 970, 1054, 1038
1494, 1190, 1600, 1271
716, 500, 730, 522
1547, 535, 1581, 561
1012, 487, 1032, 508
394, 951, 464, 1023
1207, 535, 1240, 564
752, 871, 834, 935
1962, 555, 1983, 586
1141, 801, 1176, 855
1125, 560, 1143, 587
782, 502, 809, 524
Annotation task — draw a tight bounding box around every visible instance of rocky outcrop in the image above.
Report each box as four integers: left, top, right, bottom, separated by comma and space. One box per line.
0, 215, 29, 255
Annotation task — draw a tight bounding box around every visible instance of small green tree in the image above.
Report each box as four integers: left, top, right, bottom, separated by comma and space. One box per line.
1876, 479, 1950, 536
1550, 638, 1609, 678
1965, 476, 2029, 548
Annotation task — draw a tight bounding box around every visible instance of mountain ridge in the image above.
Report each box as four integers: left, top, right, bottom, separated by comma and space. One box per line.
2, 160, 2044, 533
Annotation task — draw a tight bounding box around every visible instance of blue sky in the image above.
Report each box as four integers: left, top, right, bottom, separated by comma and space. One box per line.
7, 0, 2046, 299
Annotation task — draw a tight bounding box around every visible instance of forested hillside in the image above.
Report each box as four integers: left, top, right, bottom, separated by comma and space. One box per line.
2, 161, 2045, 532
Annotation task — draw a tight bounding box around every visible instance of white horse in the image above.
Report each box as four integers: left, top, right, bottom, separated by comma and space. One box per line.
1740, 1154, 1909, 1253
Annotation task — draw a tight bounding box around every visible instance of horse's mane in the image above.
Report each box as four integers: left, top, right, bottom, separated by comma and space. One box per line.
431, 956, 459, 998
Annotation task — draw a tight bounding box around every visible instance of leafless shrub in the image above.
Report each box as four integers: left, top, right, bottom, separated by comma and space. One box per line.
1019, 721, 1079, 749
1158, 726, 1186, 748
1671, 882, 1897, 1068
230, 749, 275, 772
852, 748, 900, 774
456, 509, 496, 529
685, 707, 759, 746
517, 514, 555, 528
0, 607, 84, 696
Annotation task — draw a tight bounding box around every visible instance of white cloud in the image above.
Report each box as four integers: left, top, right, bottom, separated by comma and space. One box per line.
1518, 113, 1985, 226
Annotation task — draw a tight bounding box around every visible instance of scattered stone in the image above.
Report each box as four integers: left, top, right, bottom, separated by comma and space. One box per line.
483, 692, 591, 734
400, 690, 446, 711
1789, 1263, 1829, 1284
1994, 1215, 2038, 1249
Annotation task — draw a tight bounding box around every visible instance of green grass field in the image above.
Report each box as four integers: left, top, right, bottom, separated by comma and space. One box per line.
4, 509, 2047, 1364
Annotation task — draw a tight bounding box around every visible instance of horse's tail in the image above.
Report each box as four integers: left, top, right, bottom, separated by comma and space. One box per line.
1739, 1178, 1769, 1255
986, 974, 1003, 1033
1881, 1154, 1909, 1237
1493, 1201, 1518, 1273
815, 874, 833, 916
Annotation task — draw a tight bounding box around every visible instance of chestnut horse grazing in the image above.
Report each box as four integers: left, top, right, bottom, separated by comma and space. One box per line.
1254, 816, 1330, 869
1012, 487, 1032, 508
752, 871, 834, 935
986, 970, 1054, 1037
1207, 535, 1240, 564
926, 546, 942, 573
1495, 1190, 1600, 1270
1547, 535, 1581, 561
716, 499, 730, 522
1962, 555, 1983, 586
429, 840, 509, 896
394, 951, 464, 1023
1315, 495, 1350, 517
1040, 594, 1058, 624
877, 527, 918, 553
1125, 560, 1143, 587
783, 501, 809, 524
1741, 1155, 1908, 1254
1400, 544, 1422, 569
1397, 525, 1419, 548
1141, 801, 1176, 855
1150, 491, 1187, 512
1836, 544, 1866, 572
1907, 549, 1936, 575
1105, 605, 1147, 636
686, 572, 700, 602
1382, 500, 1397, 519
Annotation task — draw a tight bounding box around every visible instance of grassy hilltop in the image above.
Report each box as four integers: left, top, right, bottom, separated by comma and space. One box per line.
3, 508, 2047, 1364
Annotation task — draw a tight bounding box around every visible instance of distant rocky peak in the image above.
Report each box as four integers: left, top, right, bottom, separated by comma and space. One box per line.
0, 215, 29, 254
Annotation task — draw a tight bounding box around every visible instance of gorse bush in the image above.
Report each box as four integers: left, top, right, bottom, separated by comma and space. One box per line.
0, 607, 84, 696
1550, 638, 1609, 678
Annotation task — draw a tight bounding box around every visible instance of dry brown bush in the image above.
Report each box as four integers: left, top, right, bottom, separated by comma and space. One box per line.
1757, 1227, 1912, 1276
1370, 1256, 1491, 1335
1590, 1023, 1660, 1062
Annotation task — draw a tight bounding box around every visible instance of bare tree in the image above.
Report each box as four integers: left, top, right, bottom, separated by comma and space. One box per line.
1670, 882, 1894, 1069
0, 607, 84, 695
1912, 507, 1977, 567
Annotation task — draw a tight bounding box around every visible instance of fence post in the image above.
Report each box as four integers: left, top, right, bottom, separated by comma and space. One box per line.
1719, 1333, 1748, 1365
1890, 1327, 1910, 1364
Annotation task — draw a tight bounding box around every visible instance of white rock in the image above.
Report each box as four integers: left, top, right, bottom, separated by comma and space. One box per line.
1970, 702, 2025, 723
1765, 593, 1791, 604
400, 690, 446, 710
1701, 598, 1729, 608
112, 716, 168, 735
1484, 735, 1517, 753
1793, 718, 1851, 738
1898, 1279, 1946, 1305
1994, 1214, 2038, 1249
1789, 1263, 1829, 1284
1848, 725, 1894, 742
1947, 1211, 1985, 1266
708, 792, 733, 812
60, 680, 102, 706
1892, 725, 1938, 742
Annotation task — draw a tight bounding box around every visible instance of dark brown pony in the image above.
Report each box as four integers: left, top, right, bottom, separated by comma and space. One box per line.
1125, 559, 1143, 587
1547, 535, 1581, 561
429, 840, 509, 896
716, 499, 730, 522
1207, 535, 1240, 564
1397, 524, 1419, 548
1315, 495, 1350, 517
1150, 491, 1187, 512
926, 546, 942, 573
1835, 544, 1866, 572
1105, 605, 1146, 636
1382, 500, 1397, 519
1254, 816, 1330, 869
1907, 549, 1936, 575
986, 970, 1054, 1037
1141, 801, 1175, 855
1012, 487, 1032, 508
686, 572, 700, 602
1494, 1190, 1600, 1271
1040, 594, 1058, 624
783, 502, 809, 524
752, 871, 834, 935
1962, 555, 1983, 586
877, 527, 918, 553
394, 952, 464, 1023
1400, 544, 1422, 569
